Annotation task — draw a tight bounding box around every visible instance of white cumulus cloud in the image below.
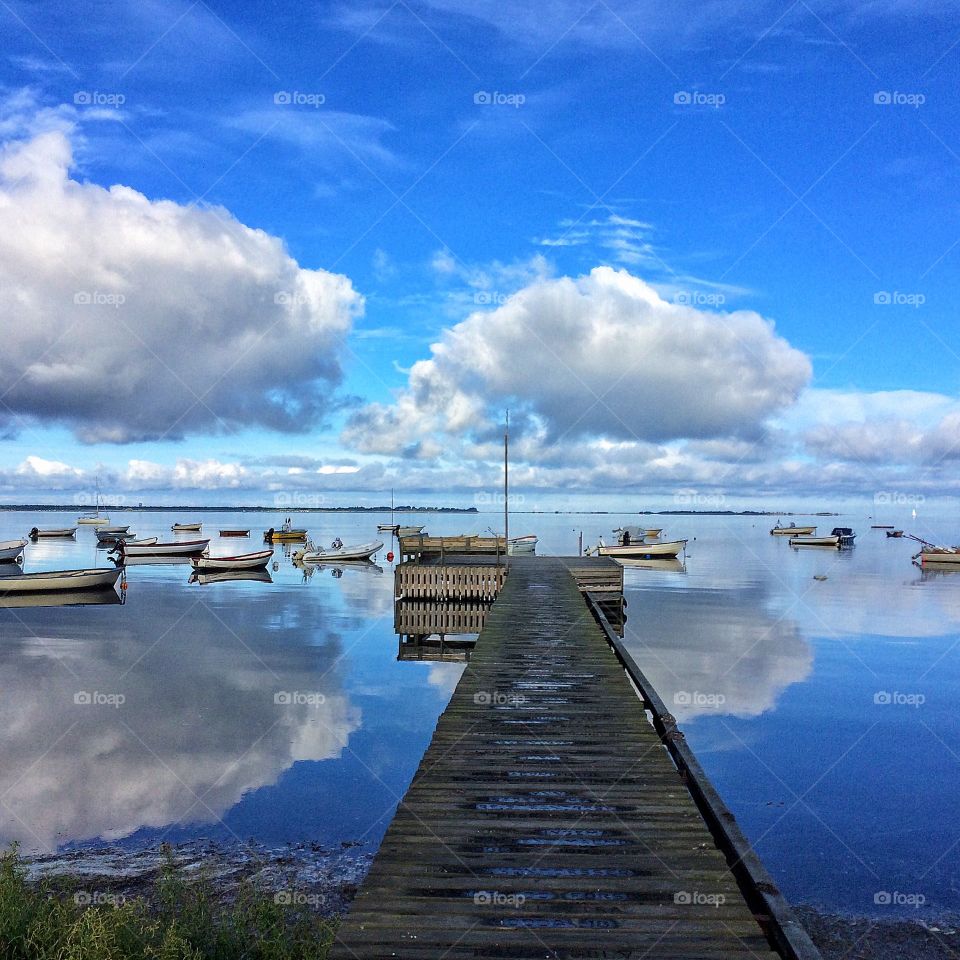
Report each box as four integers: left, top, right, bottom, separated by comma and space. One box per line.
0, 121, 362, 443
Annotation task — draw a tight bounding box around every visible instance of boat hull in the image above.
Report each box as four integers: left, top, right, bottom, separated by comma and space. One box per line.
0, 539, 27, 562
77, 516, 110, 525
0, 567, 122, 594
598, 539, 687, 559
171, 523, 202, 532
219, 530, 250, 537
29, 528, 77, 539
918, 549, 960, 564
507, 535, 538, 556
119, 539, 210, 557
771, 526, 817, 536
190, 550, 273, 572
264, 529, 308, 542
301, 541, 383, 562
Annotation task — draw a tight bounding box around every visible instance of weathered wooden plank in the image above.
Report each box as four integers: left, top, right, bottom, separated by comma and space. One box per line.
332, 557, 801, 959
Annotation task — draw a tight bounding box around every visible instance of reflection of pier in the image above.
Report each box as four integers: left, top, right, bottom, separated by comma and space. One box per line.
396, 599, 492, 662
336, 556, 818, 960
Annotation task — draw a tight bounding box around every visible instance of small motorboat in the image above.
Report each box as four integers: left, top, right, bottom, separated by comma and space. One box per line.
915, 546, 960, 565
29, 527, 77, 539
77, 514, 110, 525
771, 522, 817, 536
297, 540, 383, 562
507, 534, 538, 555
613, 527, 663, 544
589, 537, 687, 559
171, 522, 202, 532
0, 539, 28, 562
96, 529, 136, 543
190, 569, 273, 585
117, 538, 210, 557
886, 530, 905, 538
219, 529, 250, 537
397, 525, 424, 537
0, 566, 123, 594
190, 549, 273, 572
264, 520, 308, 542
789, 527, 856, 548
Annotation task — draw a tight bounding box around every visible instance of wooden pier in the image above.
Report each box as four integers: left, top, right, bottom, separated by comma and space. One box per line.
334, 556, 819, 960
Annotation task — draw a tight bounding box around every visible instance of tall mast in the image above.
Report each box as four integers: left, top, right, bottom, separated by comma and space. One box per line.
503, 410, 509, 559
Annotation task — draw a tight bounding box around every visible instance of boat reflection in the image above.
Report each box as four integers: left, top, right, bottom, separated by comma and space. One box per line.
617, 557, 686, 573
0, 586, 123, 609
295, 559, 384, 580
189, 569, 273, 586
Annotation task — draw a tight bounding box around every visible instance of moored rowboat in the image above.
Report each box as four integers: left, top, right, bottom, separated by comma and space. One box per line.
171, 522, 202, 532
29, 527, 77, 539
507, 534, 538, 555
915, 547, 960, 565
0, 539, 28, 562
117, 538, 209, 557
771, 522, 817, 536
0, 566, 123, 594
219, 529, 250, 537
592, 538, 687, 559
789, 527, 856, 548
190, 549, 273, 572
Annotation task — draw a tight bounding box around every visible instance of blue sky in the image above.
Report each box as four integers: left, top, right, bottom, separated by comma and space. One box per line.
1, 0, 959, 507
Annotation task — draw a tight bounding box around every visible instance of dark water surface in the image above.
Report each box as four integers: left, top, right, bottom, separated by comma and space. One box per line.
1, 508, 958, 918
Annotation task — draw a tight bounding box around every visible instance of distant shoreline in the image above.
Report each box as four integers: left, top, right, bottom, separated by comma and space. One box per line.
0, 505, 838, 516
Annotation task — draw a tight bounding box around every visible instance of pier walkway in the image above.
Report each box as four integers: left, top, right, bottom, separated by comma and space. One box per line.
333, 556, 818, 959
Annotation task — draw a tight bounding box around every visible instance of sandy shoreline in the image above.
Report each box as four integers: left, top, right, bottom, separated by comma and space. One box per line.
21, 842, 960, 959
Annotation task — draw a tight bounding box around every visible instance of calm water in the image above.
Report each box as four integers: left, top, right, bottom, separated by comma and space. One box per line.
1, 508, 958, 917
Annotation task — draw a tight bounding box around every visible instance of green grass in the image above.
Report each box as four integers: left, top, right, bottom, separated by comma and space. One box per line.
0, 845, 338, 960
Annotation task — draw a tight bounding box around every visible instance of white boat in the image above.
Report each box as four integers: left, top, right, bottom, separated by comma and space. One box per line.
915, 547, 960, 565
591, 537, 687, 559
396, 525, 424, 537
771, 522, 817, 536
29, 527, 77, 539
118, 538, 210, 557
613, 527, 663, 543
78, 478, 110, 525
126, 537, 158, 546
190, 549, 273, 572
100, 525, 130, 534
0, 566, 123, 594
298, 540, 383, 562
507, 534, 538, 555
96, 529, 136, 543
171, 522, 202, 532
789, 527, 856, 548
0, 539, 28, 562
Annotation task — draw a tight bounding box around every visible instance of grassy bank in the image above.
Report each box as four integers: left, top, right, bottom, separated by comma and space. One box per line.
0, 845, 338, 960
